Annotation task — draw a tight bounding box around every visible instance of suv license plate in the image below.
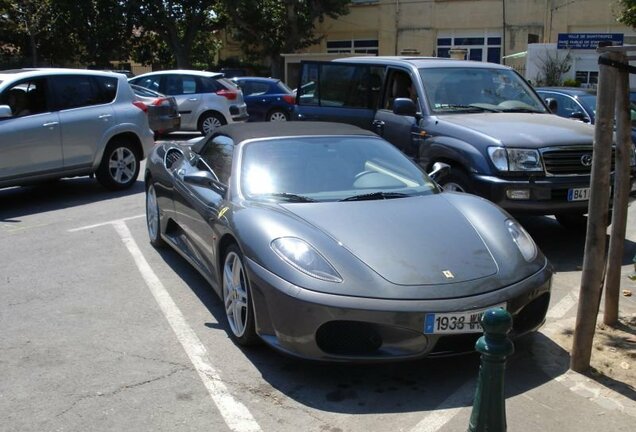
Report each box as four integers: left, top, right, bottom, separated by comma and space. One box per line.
567, 187, 590, 201
424, 304, 506, 334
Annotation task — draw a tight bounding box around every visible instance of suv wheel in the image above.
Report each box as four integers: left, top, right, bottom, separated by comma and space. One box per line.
439, 169, 473, 193
198, 112, 226, 135
96, 139, 140, 190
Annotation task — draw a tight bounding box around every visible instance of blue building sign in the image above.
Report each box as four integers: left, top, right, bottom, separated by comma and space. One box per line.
557, 33, 623, 49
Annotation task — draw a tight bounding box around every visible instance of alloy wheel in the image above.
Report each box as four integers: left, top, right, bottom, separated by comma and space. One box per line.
108, 147, 137, 185
146, 185, 159, 241
223, 251, 249, 337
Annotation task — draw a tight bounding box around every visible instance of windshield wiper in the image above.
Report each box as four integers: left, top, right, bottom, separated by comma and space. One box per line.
259, 192, 316, 202
499, 107, 544, 113
437, 104, 501, 113
340, 191, 410, 201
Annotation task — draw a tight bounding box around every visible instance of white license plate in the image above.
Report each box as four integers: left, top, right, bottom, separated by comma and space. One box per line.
567, 187, 590, 201
424, 304, 506, 334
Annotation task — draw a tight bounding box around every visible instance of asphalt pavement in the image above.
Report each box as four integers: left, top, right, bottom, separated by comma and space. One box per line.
1, 154, 634, 432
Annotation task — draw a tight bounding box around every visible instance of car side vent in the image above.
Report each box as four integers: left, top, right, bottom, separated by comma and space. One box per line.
164, 148, 183, 169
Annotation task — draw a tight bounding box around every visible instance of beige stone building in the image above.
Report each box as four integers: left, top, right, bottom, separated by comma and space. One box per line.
219, 0, 634, 87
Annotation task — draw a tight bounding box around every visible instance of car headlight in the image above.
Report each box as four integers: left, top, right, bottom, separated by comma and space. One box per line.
488, 147, 544, 172
506, 219, 537, 262
271, 237, 342, 282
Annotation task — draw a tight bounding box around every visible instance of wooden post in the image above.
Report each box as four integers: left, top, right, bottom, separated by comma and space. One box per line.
570, 51, 617, 372
603, 52, 632, 326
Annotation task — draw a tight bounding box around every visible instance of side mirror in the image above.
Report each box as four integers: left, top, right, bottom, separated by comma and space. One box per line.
393, 98, 418, 117
428, 162, 451, 183
545, 98, 558, 113
0, 105, 12, 118
184, 170, 216, 187
569, 111, 589, 122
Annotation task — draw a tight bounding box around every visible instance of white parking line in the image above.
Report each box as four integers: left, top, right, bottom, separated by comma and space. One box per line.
111, 220, 262, 432
68, 214, 145, 232
546, 290, 580, 320
409, 379, 476, 432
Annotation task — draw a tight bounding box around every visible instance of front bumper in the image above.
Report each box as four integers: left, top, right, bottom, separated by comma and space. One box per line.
245, 257, 552, 362
470, 171, 636, 215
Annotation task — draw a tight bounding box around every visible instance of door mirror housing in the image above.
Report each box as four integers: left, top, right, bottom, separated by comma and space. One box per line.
569, 111, 589, 122
184, 170, 228, 194
428, 162, 451, 183
544, 98, 558, 113
393, 98, 418, 117
0, 105, 12, 118
184, 170, 216, 187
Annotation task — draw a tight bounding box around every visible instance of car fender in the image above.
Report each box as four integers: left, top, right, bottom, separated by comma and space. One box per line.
419, 135, 491, 174
91, 122, 153, 170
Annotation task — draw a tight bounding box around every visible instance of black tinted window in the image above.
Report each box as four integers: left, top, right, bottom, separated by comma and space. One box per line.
51, 75, 101, 110
133, 76, 161, 92
94, 76, 117, 103
299, 63, 384, 109
199, 135, 234, 185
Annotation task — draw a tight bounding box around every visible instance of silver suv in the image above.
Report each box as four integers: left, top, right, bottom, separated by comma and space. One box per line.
0, 68, 154, 190
129, 70, 249, 135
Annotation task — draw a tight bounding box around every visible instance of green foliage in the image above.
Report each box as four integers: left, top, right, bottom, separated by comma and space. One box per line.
131, 0, 225, 69
563, 78, 580, 87
616, 0, 636, 28
219, 0, 350, 76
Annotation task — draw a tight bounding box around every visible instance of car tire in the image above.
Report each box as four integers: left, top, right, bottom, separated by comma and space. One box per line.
95, 138, 140, 190
222, 244, 259, 346
146, 182, 166, 248
438, 168, 473, 193
198, 112, 226, 135
267, 109, 289, 122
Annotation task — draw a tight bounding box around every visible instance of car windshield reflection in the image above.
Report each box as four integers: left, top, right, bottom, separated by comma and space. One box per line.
240, 136, 439, 202
420, 67, 547, 114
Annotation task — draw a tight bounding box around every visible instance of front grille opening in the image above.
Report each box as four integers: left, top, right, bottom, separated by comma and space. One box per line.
316, 321, 382, 355
542, 147, 615, 176
430, 333, 481, 356
513, 292, 550, 334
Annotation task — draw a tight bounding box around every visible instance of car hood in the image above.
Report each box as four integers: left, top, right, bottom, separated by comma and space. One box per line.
436, 113, 594, 148
280, 194, 498, 286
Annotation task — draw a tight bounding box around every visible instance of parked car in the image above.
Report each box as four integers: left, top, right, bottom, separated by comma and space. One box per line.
535, 86, 636, 144
129, 70, 249, 135
144, 121, 552, 361
0, 68, 154, 190
231, 77, 295, 121
293, 57, 636, 229
130, 83, 180, 136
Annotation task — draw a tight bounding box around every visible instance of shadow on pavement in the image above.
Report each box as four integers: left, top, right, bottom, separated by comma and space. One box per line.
518, 215, 636, 272
0, 177, 145, 222
152, 244, 572, 415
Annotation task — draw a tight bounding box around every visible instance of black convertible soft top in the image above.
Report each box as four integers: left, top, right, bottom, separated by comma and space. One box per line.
211, 121, 378, 144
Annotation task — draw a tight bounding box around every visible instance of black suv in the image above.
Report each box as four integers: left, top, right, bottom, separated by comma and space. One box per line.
293, 57, 636, 229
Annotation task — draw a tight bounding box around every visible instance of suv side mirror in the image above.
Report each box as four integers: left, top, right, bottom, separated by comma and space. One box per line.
393, 98, 418, 117
428, 162, 451, 183
545, 98, 558, 113
0, 105, 12, 118
569, 111, 589, 122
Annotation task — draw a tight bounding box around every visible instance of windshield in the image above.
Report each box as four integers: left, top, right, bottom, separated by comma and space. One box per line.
240, 136, 439, 202
419, 67, 547, 114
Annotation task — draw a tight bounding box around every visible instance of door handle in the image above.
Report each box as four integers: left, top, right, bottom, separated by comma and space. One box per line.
42, 121, 59, 127
188, 98, 199, 101
98, 114, 112, 119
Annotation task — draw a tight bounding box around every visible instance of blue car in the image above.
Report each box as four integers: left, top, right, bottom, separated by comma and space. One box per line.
231, 77, 295, 122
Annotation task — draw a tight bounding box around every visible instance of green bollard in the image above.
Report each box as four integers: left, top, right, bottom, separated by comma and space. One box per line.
467, 307, 514, 432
